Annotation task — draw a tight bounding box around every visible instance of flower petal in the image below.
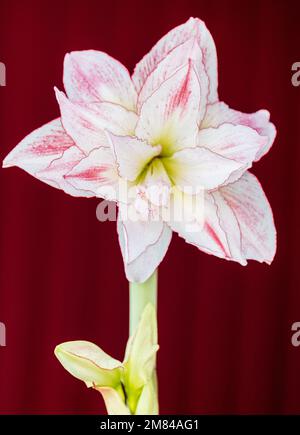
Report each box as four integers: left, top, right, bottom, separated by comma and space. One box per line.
163, 146, 244, 190
107, 133, 161, 181
197, 123, 267, 183
54, 341, 123, 388
135, 62, 201, 155
117, 215, 172, 283
117, 217, 165, 264
133, 17, 218, 104
202, 102, 276, 161
64, 50, 137, 110
94, 386, 131, 415
217, 171, 276, 264
36, 145, 95, 197
170, 172, 276, 264
137, 37, 209, 122
55, 88, 138, 154
2, 118, 93, 197
169, 190, 244, 263
167, 186, 205, 234
63, 147, 119, 200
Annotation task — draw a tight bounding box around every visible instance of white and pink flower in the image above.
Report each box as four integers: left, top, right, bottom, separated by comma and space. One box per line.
3, 17, 276, 282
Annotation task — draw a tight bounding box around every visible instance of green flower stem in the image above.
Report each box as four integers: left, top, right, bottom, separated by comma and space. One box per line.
129, 270, 158, 414
129, 270, 158, 335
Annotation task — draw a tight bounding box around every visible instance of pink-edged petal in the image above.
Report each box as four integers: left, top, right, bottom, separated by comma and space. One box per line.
118, 217, 164, 263
170, 172, 276, 265
64, 50, 137, 110
202, 102, 276, 161
2, 118, 93, 197
133, 17, 218, 104
64, 147, 119, 200
169, 190, 245, 263
3, 118, 71, 172
54, 340, 123, 388
137, 37, 208, 122
37, 145, 95, 197
55, 88, 138, 154
197, 123, 267, 183
107, 133, 161, 181
163, 146, 244, 191
135, 62, 201, 155
117, 215, 172, 283
217, 171, 276, 264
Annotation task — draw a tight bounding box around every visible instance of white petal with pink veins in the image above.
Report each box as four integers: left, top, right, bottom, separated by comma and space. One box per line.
170, 172, 276, 265
37, 145, 94, 197
163, 146, 244, 191
197, 123, 267, 183
136, 62, 201, 155
202, 102, 276, 161
137, 37, 209, 122
169, 190, 244, 263
64, 50, 137, 110
117, 215, 172, 283
2, 118, 93, 197
133, 17, 218, 104
3, 118, 72, 172
107, 133, 161, 181
55, 89, 138, 154
217, 171, 276, 264
64, 147, 119, 200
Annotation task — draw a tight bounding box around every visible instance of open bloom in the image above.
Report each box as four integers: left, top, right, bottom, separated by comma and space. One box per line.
3, 17, 276, 282
55, 304, 159, 415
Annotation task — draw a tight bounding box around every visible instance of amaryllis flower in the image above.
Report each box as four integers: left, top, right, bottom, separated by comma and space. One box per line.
55, 304, 159, 415
3, 17, 276, 283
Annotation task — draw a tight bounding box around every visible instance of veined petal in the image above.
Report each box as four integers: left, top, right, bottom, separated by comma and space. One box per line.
216, 171, 276, 264
135, 62, 201, 155
169, 190, 243, 262
163, 146, 244, 190
94, 386, 131, 415
202, 102, 276, 161
137, 37, 208, 122
64, 147, 119, 200
36, 145, 95, 197
167, 186, 205, 234
117, 215, 172, 283
133, 17, 218, 104
107, 133, 161, 181
2, 118, 93, 197
54, 341, 123, 388
55, 88, 138, 154
197, 123, 267, 183
117, 217, 165, 264
64, 50, 137, 110
170, 172, 276, 264
3, 118, 72, 172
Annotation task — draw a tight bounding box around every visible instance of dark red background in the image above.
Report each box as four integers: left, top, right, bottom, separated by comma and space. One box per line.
0, 0, 299, 414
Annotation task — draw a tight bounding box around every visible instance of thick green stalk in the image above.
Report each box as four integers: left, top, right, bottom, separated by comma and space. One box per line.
129, 270, 158, 335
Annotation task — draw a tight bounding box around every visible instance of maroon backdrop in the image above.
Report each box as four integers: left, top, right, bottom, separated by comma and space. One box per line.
0, 0, 299, 414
